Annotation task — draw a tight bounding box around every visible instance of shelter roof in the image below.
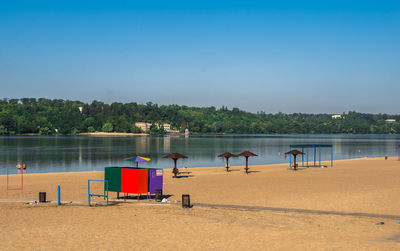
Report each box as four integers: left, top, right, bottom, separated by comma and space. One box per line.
237, 151, 258, 157
218, 152, 238, 158
290, 144, 332, 148
285, 150, 304, 155
163, 152, 188, 159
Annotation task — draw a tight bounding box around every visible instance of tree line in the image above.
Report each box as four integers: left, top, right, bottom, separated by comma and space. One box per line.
0, 98, 399, 135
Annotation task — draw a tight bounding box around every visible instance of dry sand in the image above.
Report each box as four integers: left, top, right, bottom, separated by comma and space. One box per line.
1, 157, 400, 250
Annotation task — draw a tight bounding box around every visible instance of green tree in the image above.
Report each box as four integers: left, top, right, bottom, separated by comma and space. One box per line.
102, 122, 113, 132
39, 127, 52, 135
0, 125, 8, 135
149, 124, 166, 135
130, 125, 142, 133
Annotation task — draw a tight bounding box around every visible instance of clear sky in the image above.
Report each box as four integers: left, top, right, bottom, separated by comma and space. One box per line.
1, 0, 399, 114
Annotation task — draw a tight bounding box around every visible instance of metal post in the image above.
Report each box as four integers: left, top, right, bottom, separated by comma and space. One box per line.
6, 163, 8, 194
306, 147, 309, 168
106, 180, 109, 206
319, 145, 321, 167
88, 180, 90, 207
331, 146, 333, 167
289, 145, 292, 168
57, 185, 61, 205
314, 147, 316, 167
21, 168, 23, 193
302, 147, 304, 167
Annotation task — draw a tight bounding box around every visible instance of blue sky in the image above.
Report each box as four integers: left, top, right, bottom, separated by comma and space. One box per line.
1, 0, 399, 113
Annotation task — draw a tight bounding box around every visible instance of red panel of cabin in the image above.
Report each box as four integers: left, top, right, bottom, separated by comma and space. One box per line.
138, 169, 148, 194
121, 168, 148, 194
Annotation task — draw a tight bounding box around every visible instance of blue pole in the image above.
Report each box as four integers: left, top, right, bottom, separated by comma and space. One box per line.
306, 147, 309, 168
302, 147, 304, 167
88, 180, 90, 207
314, 146, 316, 166
57, 185, 61, 206
106, 180, 109, 207
319, 145, 321, 167
289, 145, 292, 168
331, 146, 333, 167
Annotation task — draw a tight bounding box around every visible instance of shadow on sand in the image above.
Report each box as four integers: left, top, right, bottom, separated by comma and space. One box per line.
245, 170, 260, 174
116, 194, 173, 201
287, 167, 307, 171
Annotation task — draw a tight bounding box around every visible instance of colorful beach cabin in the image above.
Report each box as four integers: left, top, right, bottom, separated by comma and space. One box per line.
104, 167, 163, 199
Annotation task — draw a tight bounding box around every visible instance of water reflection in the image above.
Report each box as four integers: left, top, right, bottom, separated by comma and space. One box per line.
0, 135, 399, 174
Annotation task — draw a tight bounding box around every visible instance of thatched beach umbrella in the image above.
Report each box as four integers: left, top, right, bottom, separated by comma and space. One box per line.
218, 152, 238, 172
238, 151, 258, 174
285, 150, 304, 170
163, 152, 188, 178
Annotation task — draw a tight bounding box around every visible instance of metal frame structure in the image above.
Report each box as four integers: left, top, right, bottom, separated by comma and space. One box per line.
88, 179, 109, 207
58, 185, 61, 206
289, 144, 333, 168
6, 162, 24, 193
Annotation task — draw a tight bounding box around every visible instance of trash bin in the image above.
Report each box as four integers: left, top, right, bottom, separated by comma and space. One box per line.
155, 189, 163, 202
182, 194, 190, 208
39, 192, 46, 203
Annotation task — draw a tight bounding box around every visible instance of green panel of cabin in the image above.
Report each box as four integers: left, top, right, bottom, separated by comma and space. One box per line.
104, 167, 121, 192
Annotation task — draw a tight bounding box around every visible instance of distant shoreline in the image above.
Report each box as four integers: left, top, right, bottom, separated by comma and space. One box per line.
78, 132, 149, 137
19, 132, 150, 137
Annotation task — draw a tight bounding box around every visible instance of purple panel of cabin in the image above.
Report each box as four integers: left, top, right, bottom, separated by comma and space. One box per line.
149, 169, 163, 194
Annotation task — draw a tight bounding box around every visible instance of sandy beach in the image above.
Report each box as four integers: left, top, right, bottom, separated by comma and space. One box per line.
79, 132, 149, 137
1, 157, 400, 250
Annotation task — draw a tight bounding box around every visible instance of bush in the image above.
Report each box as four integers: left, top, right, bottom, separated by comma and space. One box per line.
0, 125, 8, 135
102, 122, 113, 132
39, 127, 52, 135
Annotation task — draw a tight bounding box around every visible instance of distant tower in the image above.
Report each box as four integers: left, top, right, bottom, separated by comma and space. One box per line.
78, 107, 83, 113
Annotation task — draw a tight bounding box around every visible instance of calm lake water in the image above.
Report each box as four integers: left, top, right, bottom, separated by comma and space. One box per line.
1, 135, 399, 174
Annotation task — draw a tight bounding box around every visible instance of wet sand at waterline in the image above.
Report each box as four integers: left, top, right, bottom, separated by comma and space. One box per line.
1, 158, 400, 250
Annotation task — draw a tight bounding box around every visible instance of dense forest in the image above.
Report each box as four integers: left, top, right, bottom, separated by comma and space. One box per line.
0, 98, 399, 135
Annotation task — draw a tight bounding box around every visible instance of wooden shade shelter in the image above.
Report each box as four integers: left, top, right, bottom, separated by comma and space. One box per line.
237, 151, 258, 174
285, 150, 304, 170
217, 152, 237, 172
163, 152, 188, 178
289, 144, 333, 168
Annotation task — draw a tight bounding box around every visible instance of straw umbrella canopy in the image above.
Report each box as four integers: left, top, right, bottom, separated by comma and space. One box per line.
285, 150, 304, 170
124, 156, 151, 168
237, 151, 258, 174
217, 152, 237, 172
163, 152, 188, 178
